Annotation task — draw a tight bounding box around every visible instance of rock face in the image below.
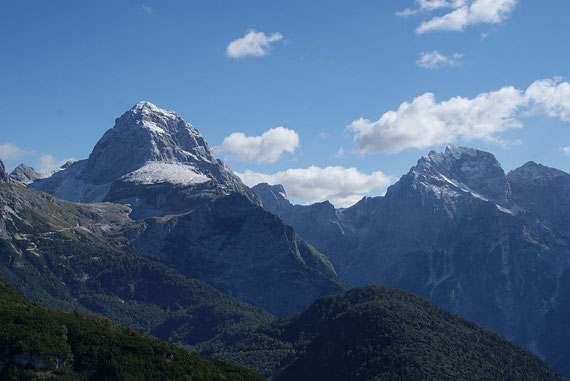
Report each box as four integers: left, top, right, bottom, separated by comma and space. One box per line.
9, 164, 42, 184
128, 192, 347, 317
31, 101, 258, 218
251, 183, 291, 216
253, 183, 355, 271
254, 144, 570, 376
0, 159, 11, 183
507, 161, 570, 235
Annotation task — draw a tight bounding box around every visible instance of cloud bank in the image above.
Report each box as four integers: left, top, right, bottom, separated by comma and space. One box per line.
347, 78, 570, 154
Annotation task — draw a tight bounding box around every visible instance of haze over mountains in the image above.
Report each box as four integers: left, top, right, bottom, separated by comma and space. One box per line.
1, 102, 569, 379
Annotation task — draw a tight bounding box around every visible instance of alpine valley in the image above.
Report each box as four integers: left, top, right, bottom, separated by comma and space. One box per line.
1, 102, 567, 380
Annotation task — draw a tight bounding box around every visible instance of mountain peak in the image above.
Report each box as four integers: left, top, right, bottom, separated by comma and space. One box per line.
30, 102, 258, 217
10, 164, 42, 184
406, 145, 509, 205
86, 102, 215, 184
420, 144, 491, 168
129, 101, 179, 121
253, 183, 288, 199
508, 161, 570, 185
444, 143, 478, 159
132, 100, 160, 111
252, 183, 292, 214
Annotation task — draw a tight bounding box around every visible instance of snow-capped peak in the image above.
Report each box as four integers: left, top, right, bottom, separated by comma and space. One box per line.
29, 102, 259, 216
84, 101, 218, 184
406, 145, 510, 206
445, 143, 477, 159
130, 101, 178, 120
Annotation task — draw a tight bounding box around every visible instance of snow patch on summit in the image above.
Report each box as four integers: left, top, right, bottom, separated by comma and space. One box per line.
120, 162, 211, 185
140, 120, 166, 135
131, 101, 178, 119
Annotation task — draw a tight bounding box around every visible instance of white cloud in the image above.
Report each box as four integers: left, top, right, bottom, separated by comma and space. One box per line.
38, 154, 75, 174
238, 166, 395, 208
397, 0, 458, 16
226, 30, 283, 58
141, 4, 154, 14
416, 50, 463, 69
397, 0, 518, 34
0, 143, 28, 160
560, 147, 570, 156
347, 78, 570, 154
396, 8, 418, 17
215, 127, 299, 163
525, 78, 570, 121
417, 0, 458, 11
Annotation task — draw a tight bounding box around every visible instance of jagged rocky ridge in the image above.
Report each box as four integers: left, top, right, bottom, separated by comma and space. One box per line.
10, 164, 42, 184
31, 101, 258, 218
253, 144, 570, 377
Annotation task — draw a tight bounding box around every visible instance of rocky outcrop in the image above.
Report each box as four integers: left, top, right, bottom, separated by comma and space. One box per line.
9, 164, 42, 184
0, 159, 10, 184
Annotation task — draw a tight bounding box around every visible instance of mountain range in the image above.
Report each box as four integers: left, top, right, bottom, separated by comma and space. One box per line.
253, 144, 570, 376
21, 102, 345, 318
1, 101, 568, 379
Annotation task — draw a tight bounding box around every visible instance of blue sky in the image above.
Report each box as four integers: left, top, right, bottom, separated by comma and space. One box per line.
1, 0, 569, 206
